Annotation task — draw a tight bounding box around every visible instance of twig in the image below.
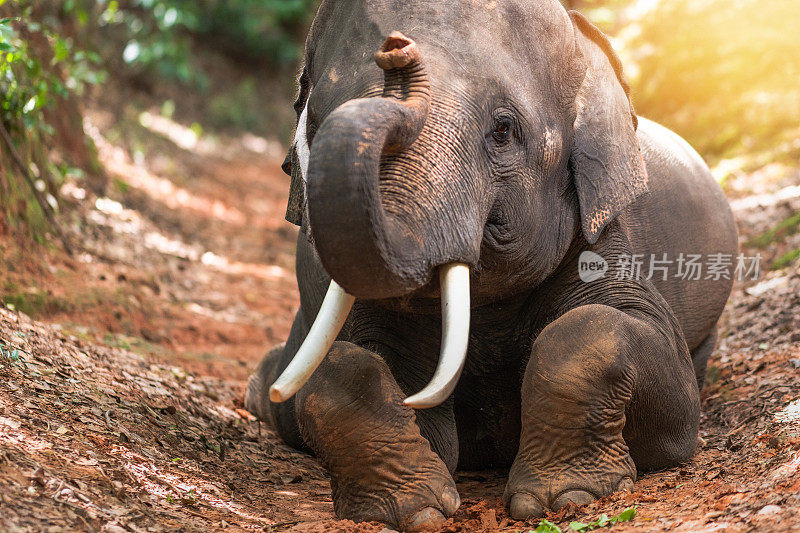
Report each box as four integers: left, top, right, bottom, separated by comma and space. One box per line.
104, 408, 115, 429
269, 520, 302, 531
0, 118, 73, 255
0, 150, 10, 225
183, 508, 212, 521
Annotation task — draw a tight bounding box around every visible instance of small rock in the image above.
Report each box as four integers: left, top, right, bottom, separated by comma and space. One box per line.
757, 504, 781, 516
235, 408, 255, 421
789, 358, 800, 369
30, 466, 46, 486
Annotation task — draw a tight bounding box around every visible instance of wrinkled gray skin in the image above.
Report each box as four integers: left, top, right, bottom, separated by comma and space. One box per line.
246, 1, 738, 530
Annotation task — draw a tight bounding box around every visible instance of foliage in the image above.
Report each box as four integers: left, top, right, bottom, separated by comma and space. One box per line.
773, 248, 800, 270
101, 0, 203, 86
746, 209, 800, 249
99, 0, 318, 88
625, 0, 800, 162
0, 339, 24, 369
532, 518, 563, 533
176, 0, 317, 67
0, 1, 105, 240
527, 507, 636, 533
569, 506, 636, 531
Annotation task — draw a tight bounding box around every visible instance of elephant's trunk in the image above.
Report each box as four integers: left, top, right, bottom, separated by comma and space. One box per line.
306, 32, 433, 299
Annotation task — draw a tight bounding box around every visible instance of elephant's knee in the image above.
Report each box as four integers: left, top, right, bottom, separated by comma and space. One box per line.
295, 342, 411, 446
297, 341, 396, 407
529, 304, 640, 406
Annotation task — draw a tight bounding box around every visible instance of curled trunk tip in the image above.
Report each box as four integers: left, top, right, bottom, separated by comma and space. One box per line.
375, 31, 422, 70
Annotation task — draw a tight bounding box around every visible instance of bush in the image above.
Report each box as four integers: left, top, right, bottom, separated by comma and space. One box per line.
0, 1, 104, 242
101, 0, 318, 88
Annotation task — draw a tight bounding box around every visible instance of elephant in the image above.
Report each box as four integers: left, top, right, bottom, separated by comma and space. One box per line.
245, 0, 738, 530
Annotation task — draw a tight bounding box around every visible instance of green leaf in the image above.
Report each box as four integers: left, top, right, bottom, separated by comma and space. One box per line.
534, 519, 563, 533
53, 37, 69, 64
612, 507, 636, 523
0, 42, 13, 52
569, 507, 637, 531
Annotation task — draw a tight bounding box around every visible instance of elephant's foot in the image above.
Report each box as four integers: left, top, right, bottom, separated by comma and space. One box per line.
244, 343, 285, 425
296, 341, 460, 531
505, 305, 638, 520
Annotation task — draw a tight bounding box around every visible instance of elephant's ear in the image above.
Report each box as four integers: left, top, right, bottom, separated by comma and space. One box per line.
284, 147, 304, 227
285, 68, 311, 227
569, 11, 648, 244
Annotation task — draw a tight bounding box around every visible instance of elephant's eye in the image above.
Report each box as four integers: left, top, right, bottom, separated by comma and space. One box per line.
491, 118, 513, 143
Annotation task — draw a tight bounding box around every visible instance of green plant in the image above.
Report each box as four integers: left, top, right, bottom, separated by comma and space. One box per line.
569, 507, 636, 531
98, 0, 318, 90
0, 340, 25, 368
533, 519, 563, 533
772, 248, 800, 270
747, 209, 800, 249
0, 1, 105, 242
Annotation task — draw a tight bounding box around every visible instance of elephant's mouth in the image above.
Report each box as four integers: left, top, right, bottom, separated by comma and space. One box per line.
269, 261, 471, 409
267, 33, 479, 409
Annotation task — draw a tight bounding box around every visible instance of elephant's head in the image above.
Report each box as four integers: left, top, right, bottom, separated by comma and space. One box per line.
271, 0, 648, 407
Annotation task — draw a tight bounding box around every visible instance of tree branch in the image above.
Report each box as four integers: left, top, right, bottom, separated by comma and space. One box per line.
0, 119, 74, 255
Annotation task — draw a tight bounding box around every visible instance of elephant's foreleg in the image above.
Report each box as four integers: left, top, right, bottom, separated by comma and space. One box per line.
690, 325, 718, 390
244, 342, 284, 426
245, 309, 309, 450
296, 341, 460, 532
505, 304, 699, 520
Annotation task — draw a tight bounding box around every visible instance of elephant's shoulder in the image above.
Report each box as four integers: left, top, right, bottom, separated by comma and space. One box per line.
636, 117, 709, 179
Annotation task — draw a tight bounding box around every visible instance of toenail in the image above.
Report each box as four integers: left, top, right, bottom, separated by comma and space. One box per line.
617, 477, 635, 491
509, 492, 545, 521
406, 506, 446, 532
552, 490, 596, 511
440, 487, 461, 516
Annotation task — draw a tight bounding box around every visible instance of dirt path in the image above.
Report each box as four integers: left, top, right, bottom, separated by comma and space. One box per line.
1, 106, 799, 532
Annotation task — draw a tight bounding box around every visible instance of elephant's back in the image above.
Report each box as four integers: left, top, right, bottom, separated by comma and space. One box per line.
621, 118, 738, 350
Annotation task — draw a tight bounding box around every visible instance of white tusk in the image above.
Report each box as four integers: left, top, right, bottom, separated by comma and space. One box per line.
294, 102, 311, 183
269, 281, 355, 403
404, 263, 470, 409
